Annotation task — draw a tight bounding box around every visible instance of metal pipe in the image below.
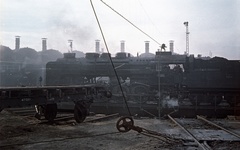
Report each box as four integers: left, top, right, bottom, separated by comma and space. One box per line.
168, 115, 208, 150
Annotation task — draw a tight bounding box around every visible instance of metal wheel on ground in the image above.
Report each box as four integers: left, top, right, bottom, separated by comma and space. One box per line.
116, 116, 134, 132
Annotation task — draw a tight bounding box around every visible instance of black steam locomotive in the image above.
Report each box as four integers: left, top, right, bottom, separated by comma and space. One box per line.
46, 51, 240, 107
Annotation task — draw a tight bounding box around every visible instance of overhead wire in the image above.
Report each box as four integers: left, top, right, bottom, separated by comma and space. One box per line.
137, 0, 162, 38
100, 0, 162, 46
90, 0, 132, 116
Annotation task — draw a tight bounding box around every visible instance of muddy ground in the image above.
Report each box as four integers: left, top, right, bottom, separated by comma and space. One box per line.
0, 110, 239, 150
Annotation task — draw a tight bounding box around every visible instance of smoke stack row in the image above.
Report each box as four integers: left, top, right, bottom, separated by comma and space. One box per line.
15, 37, 174, 54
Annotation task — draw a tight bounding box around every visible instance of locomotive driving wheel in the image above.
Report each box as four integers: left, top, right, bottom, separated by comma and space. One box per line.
116, 116, 134, 132
225, 95, 239, 107
130, 84, 149, 103
44, 103, 57, 122
189, 94, 201, 106
112, 85, 129, 102
210, 95, 222, 106
74, 103, 87, 123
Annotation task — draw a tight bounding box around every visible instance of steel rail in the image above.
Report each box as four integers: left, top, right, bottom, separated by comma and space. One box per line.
38, 113, 119, 125
84, 113, 119, 123
0, 114, 122, 148
197, 115, 240, 139
167, 115, 209, 150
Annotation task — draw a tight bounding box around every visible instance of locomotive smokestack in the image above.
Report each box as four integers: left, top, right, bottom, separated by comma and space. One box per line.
145, 41, 149, 53
169, 40, 174, 53
68, 40, 73, 53
120, 40, 125, 52
95, 40, 100, 53
15, 36, 20, 50
42, 38, 47, 51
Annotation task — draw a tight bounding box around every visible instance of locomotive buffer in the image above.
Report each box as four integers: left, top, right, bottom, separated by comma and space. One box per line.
0, 85, 111, 122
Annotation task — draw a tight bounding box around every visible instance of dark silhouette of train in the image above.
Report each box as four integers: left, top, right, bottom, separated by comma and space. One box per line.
45, 51, 240, 107
0, 45, 63, 87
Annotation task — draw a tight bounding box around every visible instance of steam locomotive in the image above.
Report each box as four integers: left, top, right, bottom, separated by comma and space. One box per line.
46, 51, 240, 107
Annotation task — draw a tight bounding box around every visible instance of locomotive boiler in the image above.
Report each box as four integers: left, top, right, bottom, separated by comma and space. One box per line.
45, 51, 240, 107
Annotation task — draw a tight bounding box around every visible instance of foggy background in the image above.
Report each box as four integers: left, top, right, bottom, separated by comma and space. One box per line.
0, 0, 239, 59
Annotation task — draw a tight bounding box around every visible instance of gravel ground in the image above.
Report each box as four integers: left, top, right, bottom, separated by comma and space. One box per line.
0, 110, 239, 150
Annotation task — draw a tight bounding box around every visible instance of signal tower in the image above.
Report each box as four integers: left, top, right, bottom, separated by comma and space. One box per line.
183, 22, 190, 55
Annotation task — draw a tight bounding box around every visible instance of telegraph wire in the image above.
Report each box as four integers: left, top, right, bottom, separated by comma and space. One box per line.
90, 0, 132, 116
137, 0, 162, 38
100, 0, 162, 46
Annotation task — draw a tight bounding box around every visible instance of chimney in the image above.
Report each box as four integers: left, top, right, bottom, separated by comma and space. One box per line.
68, 40, 73, 53
169, 40, 174, 53
15, 36, 20, 50
145, 41, 149, 53
95, 40, 100, 53
120, 40, 125, 52
42, 38, 47, 51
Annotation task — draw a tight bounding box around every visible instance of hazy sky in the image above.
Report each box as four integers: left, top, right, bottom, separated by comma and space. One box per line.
0, 0, 239, 59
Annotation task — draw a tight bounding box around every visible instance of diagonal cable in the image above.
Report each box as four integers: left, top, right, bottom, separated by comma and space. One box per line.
90, 0, 132, 116
100, 0, 161, 46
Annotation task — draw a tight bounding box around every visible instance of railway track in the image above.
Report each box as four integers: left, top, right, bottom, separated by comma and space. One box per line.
5, 107, 36, 116
4, 107, 119, 125
1, 108, 240, 149
0, 108, 121, 149
168, 115, 240, 150
91, 100, 240, 118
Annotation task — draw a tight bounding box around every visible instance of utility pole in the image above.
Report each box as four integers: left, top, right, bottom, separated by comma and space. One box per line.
157, 55, 161, 119
183, 22, 190, 55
